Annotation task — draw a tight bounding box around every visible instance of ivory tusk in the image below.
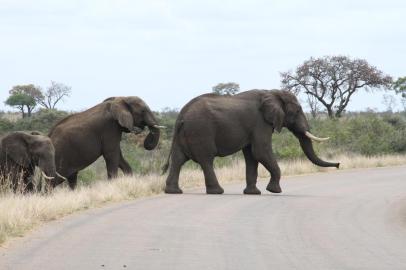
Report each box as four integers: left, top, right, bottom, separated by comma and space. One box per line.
153, 125, 167, 129
41, 171, 55, 180
305, 131, 330, 142
56, 172, 68, 182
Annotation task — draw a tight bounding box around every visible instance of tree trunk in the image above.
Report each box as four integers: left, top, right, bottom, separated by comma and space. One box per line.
326, 106, 334, 119
27, 106, 32, 117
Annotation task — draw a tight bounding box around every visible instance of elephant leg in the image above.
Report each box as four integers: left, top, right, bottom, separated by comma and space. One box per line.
68, 172, 78, 190
200, 158, 224, 195
253, 145, 282, 193
119, 151, 133, 176
242, 146, 261, 195
103, 151, 120, 179
165, 146, 188, 194
261, 154, 282, 193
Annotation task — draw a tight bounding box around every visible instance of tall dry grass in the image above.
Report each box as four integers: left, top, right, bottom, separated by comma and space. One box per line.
1, 153, 406, 246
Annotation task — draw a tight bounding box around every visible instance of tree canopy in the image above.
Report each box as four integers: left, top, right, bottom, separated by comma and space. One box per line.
212, 82, 240, 95
4, 82, 72, 117
281, 56, 393, 118
393, 77, 406, 97
6, 84, 42, 117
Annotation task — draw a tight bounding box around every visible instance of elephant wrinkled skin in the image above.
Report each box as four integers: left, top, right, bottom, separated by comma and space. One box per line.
49, 96, 162, 190
163, 89, 339, 195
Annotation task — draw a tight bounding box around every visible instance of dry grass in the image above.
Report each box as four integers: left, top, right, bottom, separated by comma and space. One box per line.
1, 153, 406, 246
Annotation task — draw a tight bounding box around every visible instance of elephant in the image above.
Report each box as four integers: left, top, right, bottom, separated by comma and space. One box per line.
0, 131, 66, 192
49, 96, 165, 190
163, 89, 340, 195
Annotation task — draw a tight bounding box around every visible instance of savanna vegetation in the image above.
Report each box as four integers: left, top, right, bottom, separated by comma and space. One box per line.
1, 55, 406, 245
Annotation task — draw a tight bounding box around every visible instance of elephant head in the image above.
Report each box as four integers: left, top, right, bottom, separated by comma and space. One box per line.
1, 131, 61, 180
260, 90, 340, 168
106, 97, 164, 150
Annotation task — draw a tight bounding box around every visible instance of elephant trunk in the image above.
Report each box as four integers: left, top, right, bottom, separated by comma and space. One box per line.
38, 157, 57, 180
143, 111, 161, 150
295, 132, 340, 168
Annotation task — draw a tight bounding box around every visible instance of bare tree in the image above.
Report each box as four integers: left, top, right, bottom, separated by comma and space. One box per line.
281, 56, 393, 118
37, 81, 72, 109
382, 94, 398, 112
212, 82, 240, 95
306, 94, 321, 118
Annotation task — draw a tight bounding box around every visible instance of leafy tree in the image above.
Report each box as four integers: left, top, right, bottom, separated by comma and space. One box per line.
281, 56, 393, 118
37, 81, 72, 109
5, 93, 36, 118
212, 82, 240, 95
393, 77, 406, 111
7, 84, 43, 117
393, 77, 406, 96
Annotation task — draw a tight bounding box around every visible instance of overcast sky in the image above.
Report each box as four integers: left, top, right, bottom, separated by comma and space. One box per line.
0, 0, 405, 113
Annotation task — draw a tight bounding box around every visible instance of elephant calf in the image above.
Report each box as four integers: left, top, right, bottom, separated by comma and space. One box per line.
163, 89, 339, 195
49, 96, 165, 190
0, 131, 65, 192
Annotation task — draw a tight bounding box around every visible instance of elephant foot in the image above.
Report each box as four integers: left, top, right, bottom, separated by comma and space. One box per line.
244, 186, 261, 195
165, 185, 183, 194
206, 185, 224, 195
266, 181, 282, 194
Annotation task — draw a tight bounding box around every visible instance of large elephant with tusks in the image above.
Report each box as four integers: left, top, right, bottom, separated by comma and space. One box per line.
163, 89, 339, 195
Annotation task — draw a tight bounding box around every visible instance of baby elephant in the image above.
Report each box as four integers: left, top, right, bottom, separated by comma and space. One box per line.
0, 131, 66, 192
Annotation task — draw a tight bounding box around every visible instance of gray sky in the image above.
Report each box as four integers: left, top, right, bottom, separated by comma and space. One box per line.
1, 0, 405, 113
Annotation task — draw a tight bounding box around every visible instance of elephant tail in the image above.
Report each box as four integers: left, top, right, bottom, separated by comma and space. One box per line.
161, 120, 183, 175
162, 158, 170, 175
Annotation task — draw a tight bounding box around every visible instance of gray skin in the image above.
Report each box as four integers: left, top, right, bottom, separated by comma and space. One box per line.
49, 96, 161, 190
0, 131, 57, 193
163, 89, 340, 195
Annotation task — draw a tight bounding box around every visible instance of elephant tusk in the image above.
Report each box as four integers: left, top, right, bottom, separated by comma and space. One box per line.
41, 171, 55, 180
305, 131, 330, 142
153, 125, 167, 129
56, 172, 68, 182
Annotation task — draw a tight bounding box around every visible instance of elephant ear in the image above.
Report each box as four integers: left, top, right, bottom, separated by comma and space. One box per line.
110, 99, 134, 131
260, 93, 285, 132
2, 133, 31, 167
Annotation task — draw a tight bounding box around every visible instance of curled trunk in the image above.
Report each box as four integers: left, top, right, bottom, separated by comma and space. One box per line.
295, 132, 340, 168
143, 111, 160, 150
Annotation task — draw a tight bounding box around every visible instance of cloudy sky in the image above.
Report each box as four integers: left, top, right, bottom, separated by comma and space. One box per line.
0, 0, 405, 112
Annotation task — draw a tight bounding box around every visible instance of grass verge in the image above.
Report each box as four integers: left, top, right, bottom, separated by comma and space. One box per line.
1, 153, 406, 246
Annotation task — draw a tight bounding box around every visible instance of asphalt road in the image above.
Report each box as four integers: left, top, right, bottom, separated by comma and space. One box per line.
1, 166, 406, 270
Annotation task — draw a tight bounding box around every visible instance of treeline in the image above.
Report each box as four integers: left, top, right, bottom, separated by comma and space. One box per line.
1, 109, 406, 156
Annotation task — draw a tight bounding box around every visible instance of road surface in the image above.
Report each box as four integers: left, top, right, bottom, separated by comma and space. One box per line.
1, 166, 406, 270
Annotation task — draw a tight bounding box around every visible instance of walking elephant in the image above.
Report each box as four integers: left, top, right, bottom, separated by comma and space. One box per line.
49, 96, 165, 189
163, 89, 339, 195
0, 131, 66, 192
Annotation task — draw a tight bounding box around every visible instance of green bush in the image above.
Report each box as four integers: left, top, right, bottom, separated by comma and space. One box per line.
13, 109, 69, 133
78, 168, 98, 186
0, 109, 69, 134
0, 118, 14, 135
